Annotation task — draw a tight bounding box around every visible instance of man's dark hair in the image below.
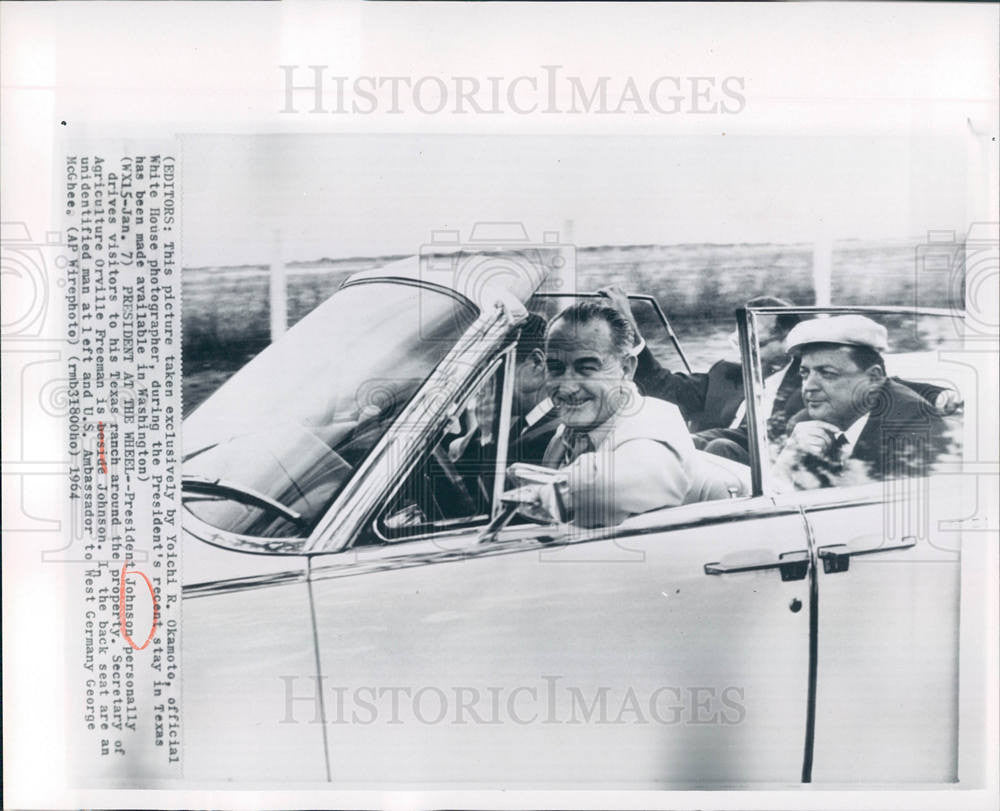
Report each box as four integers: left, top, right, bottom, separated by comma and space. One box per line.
795, 341, 886, 373
547, 299, 636, 358
846, 344, 886, 373
744, 295, 801, 334
515, 312, 548, 361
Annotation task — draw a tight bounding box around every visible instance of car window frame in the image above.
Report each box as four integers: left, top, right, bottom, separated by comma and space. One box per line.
367, 345, 516, 544
741, 303, 965, 503
301, 300, 523, 555
735, 306, 770, 497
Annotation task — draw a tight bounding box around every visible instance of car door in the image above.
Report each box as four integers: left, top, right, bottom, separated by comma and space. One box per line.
753, 305, 971, 783
181, 447, 321, 780
306, 339, 815, 787
182, 453, 321, 782
182, 576, 328, 782
785, 485, 961, 783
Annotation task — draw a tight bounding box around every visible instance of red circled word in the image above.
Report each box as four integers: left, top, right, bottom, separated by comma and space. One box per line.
98, 421, 108, 474
118, 561, 159, 651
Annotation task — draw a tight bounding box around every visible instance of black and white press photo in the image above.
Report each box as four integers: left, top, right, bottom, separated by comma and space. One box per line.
177, 132, 987, 787
1, 2, 997, 809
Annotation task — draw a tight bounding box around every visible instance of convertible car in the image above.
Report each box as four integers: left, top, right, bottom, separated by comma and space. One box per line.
181, 248, 976, 787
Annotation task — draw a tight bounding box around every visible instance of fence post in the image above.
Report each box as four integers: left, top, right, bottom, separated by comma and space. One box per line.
812, 231, 832, 306
270, 228, 287, 341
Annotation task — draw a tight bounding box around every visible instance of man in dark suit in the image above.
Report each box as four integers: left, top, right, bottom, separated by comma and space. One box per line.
597, 285, 716, 423
450, 312, 561, 512
505, 313, 562, 466
687, 298, 805, 459
604, 289, 806, 458
772, 315, 951, 489
617, 291, 953, 465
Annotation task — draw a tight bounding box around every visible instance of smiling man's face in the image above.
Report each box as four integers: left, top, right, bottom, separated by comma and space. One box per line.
544, 317, 634, 431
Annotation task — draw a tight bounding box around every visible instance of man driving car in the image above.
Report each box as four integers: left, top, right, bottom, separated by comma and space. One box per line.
449, 313, 561, 513
539, 300, 698, 527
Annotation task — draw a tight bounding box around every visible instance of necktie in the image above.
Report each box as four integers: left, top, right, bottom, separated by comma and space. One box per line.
828, 433, 849, 463
560, 429, 594, 466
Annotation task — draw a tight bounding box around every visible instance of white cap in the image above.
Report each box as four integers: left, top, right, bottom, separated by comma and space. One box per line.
784, 314, 889, 353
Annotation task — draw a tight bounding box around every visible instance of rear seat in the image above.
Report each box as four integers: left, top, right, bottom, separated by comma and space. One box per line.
685, 450, 751, 503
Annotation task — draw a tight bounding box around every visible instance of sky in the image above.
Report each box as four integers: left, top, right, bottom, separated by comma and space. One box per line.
181, 133, 977, 268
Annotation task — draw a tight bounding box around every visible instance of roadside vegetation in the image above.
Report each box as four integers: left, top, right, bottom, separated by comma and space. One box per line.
183, 239, 956, 414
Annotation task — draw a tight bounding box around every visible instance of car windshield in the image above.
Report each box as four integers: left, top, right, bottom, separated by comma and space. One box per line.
183, 281, 478, 538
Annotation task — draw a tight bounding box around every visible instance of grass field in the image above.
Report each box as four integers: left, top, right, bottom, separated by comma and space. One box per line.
182, 238, 961, 415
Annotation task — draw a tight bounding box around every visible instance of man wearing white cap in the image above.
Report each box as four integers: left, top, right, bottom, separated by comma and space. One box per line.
773, 314, 948, 488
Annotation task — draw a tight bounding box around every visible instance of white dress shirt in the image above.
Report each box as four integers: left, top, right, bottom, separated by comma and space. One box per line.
521, 396, 553, 433
837, 412, 870, 459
